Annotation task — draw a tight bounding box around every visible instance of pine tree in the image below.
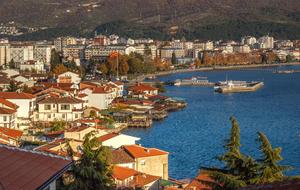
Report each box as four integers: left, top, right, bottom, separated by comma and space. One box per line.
67, 132, 114, 190
253, 132, 291, 184
7, 81, 19, 92
50, 49, 62, 71
171, 51, 177, 65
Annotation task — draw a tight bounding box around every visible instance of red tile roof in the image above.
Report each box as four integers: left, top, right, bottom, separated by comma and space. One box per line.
0, 107, 17, 114
0, 127, 23, 139
123, 145, 168, 158
134, 173, 161, 187
38, 97, 84, 104
112, 166, 138, 180
98, 133, 119, 142
92, 86, 111, 94
0, 92, 35, 99
0, 145, 72, 190
111, 149, 135, 164
184, 173, 215, 190
0, 98, 19, 110
65, 125, 90, 132
128, 83, 158, 93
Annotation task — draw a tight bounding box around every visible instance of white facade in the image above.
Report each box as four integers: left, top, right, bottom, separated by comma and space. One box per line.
19, 60, 45, 73
88, 92, 114, 110
0, 43, 10, 67
57, 71, 81, 84
258, 35, 274, 49
10, 45, 34, 64
102, 134, 140, 149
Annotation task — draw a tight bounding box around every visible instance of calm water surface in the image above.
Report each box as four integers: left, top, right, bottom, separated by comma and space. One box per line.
124, 65, 300, 179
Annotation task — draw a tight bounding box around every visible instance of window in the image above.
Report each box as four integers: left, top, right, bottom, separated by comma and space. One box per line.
140, 160, 146, 165
62, 114, 66, 118
3, 116, 7, 122
47, 114, 51, 119
75, 114, 78, 118
44, 104, 51, 110
61, 104, 70, 110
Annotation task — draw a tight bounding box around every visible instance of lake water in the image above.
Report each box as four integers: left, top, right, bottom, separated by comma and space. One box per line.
124, 65, 300, 179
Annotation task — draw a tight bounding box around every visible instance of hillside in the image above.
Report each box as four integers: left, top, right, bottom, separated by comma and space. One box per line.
1, 0, 300, 40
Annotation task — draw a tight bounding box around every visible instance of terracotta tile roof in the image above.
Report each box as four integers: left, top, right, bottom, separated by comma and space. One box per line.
38, 97, 84, 104
0, 76, 10, 84
128, 83, 158, 93
65, 125, 90, 132
134, 173, 161, 187
111, 148, 135, 164
0, 98, 19, 110
0, 145, 72, 190
185, 173, 215, 190
98, 133, 119, 142
78, 93, 88, 98
123, 145, 168, 158
112, 166, 138, 180
113, 81, 123, 86
0, 92, 35, 99
0, 127, 23, 139
0, 107, 17, 114
92, 86, 112, 94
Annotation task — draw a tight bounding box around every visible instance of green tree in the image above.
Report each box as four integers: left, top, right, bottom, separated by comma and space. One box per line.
128, 57, 143, 74
50, 120, 66, 132
171, 51, 177, 65
50, 49, 61, 71
67, 132, 114, 190
154, 82, 166, 93
253, 132, 291, 184
98, 64, 108, 75
7, 81, 19, 92
22, 84, 32, 94
286, 55, 294, 63
9, 59, 15, 69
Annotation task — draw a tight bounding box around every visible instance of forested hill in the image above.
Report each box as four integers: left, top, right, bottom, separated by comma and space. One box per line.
1, 0, 300, 40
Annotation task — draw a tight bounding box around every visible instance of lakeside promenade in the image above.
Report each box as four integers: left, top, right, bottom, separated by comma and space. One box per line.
141, 62, 300, 80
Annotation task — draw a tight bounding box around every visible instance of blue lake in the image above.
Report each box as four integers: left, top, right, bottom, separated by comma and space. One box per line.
124, 65, 300, 179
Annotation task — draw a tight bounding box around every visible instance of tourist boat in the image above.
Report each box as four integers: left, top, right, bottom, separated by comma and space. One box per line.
273, 70, 300, 74
214, 80, 264, 93
174, 77, 212, 86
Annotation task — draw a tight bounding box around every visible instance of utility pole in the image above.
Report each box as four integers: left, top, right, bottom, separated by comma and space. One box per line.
116, 50, 119, 80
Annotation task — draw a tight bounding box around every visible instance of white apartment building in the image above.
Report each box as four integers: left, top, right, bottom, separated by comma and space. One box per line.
34, 44, 53, 65
258, 35, 274, 49
241, 36, 257, 46
19, 60, 45, 73
10, 44, 34, 64
87, 86, 115, 110
0, 43, 10, 67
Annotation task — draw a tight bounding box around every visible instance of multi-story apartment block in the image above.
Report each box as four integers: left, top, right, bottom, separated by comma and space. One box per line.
0, 40, 10, 67
9, 43, 34, 65
84, 45, 126, 60
62, 45, 85, 59
258, 35, 274, 49
241, 36, 257, 46
19, 60, 45, 73
34, 43, 53, 65
160, 46, 185, 59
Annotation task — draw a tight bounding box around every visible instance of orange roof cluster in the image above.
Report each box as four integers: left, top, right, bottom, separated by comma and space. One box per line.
112, 166, 160, 187
92, 86, 112, 94
0, 98, 19, 110
97, 133, 119, 142
0, 107, 17, 114
128, 83, 158, 93
0, 92, 35, 99
0, 127, 23, 139
123, 144, 168, 158
184, 173, 215, 190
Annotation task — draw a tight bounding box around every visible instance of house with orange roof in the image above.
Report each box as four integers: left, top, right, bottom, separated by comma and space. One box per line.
64, 125, 105, 141
0, 98, 18, 128
184, 171, 216, 190
0, 127, 23, 146
128, 83, 159, 99
0, 92, 36, 129
57, 71, 81, 84
114, 145, 169, 180
113, 165, 161, 190
34, 96, 84, 122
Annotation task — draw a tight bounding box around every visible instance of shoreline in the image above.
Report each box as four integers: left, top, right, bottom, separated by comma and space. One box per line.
147, 62, 300, 78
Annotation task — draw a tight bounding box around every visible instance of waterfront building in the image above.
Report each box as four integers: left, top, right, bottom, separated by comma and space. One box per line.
258, 35, 274, 49
128, 83, 158, 99
84, 45, 126, 61
113, 145, 169, 180
193, 41, 214, 51
160, 46, 185, 59
233, 44, 251, 53
241, 36, 257, 46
